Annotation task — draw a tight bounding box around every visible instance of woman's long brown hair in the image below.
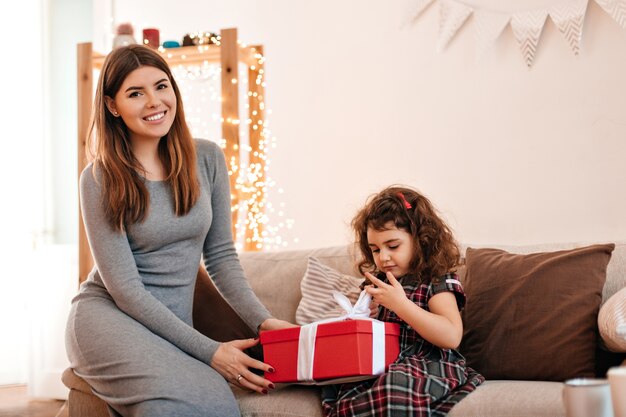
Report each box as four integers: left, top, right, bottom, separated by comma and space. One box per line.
87, 44, 199, 232
352, 186, 460, 282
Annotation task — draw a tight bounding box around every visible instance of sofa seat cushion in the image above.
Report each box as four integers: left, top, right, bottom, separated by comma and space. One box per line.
448, 380, 565, 417
232, 385, 323, 417
235, 380, 566, 417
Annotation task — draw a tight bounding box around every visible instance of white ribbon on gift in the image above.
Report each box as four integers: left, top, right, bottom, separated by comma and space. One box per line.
297, 290, 387, 382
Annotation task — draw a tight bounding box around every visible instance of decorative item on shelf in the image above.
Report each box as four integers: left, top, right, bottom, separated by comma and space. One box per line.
162, 40, 180, 48
182, 34, 194, 46
182, 31, 220, 46
112, 22, 137, 49
142, 28, 160, 48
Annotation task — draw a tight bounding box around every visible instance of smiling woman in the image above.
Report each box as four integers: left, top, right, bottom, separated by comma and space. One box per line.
65, 44, 295, 417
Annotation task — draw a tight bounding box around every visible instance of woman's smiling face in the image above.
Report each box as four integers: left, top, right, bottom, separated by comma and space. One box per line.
105, 65, 177, 143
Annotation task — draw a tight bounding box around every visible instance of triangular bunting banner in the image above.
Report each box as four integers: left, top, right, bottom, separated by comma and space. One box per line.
473, 10, 510, 59
412, 0, 436, 20
594, 0, 626, 29
550, 0, 588, 55
511, 10, 548, 67
437, 0, 473, 52
410, 0, 626, 67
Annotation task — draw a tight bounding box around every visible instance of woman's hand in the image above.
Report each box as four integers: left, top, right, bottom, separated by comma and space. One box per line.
210, 338, 275, 394
259, 318, 298, 331
363, 271, 409, 313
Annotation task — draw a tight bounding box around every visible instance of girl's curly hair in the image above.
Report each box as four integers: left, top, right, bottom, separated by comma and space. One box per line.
352, 185, 460, 282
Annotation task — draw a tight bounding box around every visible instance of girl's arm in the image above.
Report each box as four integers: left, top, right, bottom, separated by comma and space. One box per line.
364, 272, 463, 349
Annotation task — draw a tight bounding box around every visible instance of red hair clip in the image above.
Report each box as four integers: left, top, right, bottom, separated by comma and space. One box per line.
397, 192, 412, 209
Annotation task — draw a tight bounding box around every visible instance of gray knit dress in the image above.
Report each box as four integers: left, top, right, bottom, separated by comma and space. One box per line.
65, 139, 271, 417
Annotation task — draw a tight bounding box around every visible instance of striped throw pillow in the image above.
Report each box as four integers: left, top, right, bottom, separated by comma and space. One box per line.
295, 256, 364, 325
599, 286, 626, 352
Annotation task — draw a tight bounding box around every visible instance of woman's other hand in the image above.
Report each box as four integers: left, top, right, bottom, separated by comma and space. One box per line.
211, 338, 275, 394
259, 318, 298, 331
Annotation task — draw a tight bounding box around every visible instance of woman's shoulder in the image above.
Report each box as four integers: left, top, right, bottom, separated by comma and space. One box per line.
194, 139, 227, 183
78, 162, 105, 201
79, 162, 101, 187
194, 138, 223, 160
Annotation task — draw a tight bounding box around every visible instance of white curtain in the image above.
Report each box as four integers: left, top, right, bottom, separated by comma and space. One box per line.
0, 0, 46, 386
0, 0, 90, 398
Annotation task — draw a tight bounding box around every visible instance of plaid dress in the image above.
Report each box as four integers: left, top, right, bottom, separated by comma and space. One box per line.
321, 273, 484, 417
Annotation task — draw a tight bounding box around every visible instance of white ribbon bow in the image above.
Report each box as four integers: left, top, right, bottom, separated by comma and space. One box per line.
331, 290, 372, 320
297, 290, 386, 382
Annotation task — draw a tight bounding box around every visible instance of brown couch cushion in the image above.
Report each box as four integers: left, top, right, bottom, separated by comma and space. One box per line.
193, 265, 256, 342
193, 265, 263, 359
460, 244, 614, 381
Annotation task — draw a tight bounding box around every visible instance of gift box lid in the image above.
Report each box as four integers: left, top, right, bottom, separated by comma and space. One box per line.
260, 319, 400, 344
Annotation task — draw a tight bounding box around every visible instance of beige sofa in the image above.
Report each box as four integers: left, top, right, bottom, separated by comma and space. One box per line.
63, 242, 626, 416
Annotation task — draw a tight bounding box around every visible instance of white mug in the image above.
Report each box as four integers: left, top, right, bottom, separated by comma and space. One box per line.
608, 366, 626, 417
562, 378, 613, 417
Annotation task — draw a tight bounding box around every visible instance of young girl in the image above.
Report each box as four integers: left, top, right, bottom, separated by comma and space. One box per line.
65, 44, 293, 417
322, 186, 484, 416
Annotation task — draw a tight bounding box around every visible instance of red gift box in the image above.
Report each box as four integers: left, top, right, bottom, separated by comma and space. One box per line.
260, 319, 400, 383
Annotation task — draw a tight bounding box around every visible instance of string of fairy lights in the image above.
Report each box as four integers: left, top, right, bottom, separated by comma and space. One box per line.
169, 43, 296, 251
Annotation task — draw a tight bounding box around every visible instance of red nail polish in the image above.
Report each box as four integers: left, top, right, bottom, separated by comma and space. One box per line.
268, 367, 275, 373
269, 383, 275, 389
262, 389, 268, 394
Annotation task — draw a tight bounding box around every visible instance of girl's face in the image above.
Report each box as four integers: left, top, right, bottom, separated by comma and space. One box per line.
367, 221, 414, 277
105, 65, 176, 144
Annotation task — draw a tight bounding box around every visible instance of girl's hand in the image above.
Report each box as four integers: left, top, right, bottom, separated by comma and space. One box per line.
259, 318, 298, 331
211, 338, 275, 394
369, 299, 380, 318
364, 271, 409, 313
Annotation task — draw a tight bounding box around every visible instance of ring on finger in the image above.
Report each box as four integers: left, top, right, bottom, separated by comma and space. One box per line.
236, 374, 244, 383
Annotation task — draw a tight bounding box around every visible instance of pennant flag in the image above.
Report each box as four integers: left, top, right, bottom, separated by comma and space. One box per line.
511, 10, 548, 67
409, 0, 436, 24
550, 0, 588, 55
408, 0, 626, 66
437, 0, 473, 52
594, 0, 626, 29
473, 9, 510, 59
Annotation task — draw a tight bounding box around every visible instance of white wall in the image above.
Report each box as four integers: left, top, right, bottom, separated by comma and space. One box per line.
98, 0, 626, 249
